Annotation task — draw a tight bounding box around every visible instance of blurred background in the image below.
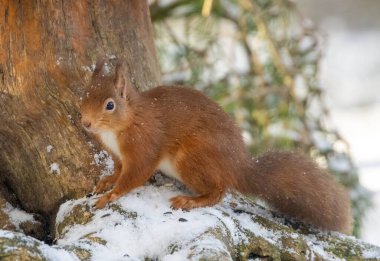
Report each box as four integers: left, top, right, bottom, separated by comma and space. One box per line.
149, 0, 380, 245
299, 0, 380, 246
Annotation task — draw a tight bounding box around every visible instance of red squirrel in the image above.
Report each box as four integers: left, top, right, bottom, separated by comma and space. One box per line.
80, 61, 352, 234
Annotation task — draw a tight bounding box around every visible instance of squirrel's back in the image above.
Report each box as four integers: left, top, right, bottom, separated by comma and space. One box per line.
140, 85, 248, 185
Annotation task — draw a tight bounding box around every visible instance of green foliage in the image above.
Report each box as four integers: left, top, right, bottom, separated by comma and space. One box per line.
150, 0, 371, 236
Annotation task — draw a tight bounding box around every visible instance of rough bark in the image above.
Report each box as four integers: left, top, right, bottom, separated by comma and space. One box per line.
0, 0, 160, 228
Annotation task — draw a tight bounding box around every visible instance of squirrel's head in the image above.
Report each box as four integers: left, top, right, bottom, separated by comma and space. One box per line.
80, 60, 137, 134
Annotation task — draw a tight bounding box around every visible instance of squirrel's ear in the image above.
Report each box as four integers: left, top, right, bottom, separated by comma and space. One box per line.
92, 59, 108, 79
114, 62, 135, 100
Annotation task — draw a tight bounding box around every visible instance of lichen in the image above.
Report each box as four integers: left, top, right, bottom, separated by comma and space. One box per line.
56, 203, 94, 238
0, 232, 46, 261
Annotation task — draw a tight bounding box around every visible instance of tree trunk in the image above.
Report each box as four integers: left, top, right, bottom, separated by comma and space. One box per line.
0, 0, 160, 231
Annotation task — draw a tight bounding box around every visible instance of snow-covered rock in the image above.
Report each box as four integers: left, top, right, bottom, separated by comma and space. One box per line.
0, 194, 44, 241
1, 179, 379, 260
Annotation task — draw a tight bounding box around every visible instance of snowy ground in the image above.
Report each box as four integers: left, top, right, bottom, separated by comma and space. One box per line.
4, 180, 380, 260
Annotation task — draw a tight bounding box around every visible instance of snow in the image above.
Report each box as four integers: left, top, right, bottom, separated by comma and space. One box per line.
56, 185, 221, 260
2, 203, 38, 230
46, 145, 54, 153
49, 163, 61, 175
93, 150, 114, 176
38, 245, 80, 261
0, 230, 77, 261
106, 54, 117, 59
52, 181, 373, 260
0, 181, 378, 260
55, 197, 90, 226
305, 240, 344, 261
362, 246, 380, 259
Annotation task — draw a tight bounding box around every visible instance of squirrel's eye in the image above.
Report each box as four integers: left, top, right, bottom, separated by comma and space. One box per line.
106, 101, 115, 111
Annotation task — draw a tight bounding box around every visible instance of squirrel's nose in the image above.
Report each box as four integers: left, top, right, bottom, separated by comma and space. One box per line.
82, 119, 92, 129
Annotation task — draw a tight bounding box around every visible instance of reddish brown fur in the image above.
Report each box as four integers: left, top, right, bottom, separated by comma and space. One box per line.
80, 62, 352, 234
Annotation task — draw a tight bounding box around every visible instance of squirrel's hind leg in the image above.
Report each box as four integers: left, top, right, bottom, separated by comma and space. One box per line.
170, 147, 227, 210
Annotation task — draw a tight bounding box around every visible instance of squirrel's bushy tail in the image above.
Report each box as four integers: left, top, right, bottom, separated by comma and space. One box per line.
236, 151, 352, 234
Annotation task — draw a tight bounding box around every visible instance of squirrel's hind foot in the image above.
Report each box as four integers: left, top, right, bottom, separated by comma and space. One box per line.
95, 191, 121, 209
170, 190, 224, 210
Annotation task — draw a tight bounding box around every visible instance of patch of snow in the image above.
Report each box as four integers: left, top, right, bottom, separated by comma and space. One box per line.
49, 163, 61, 175
2, 203, 38, 230
362, 246, 380, 259
234, 212, 280, 245
55, 197, 90, 225
106, 54, 117, 59
207, 207, 241, 244
0, 229, 16, 239
39, 245, 79, 261
55, 185, 319, 260
169, 235, 232, 260
0, 230, 78, 261
57, 187, 219, 259
93, 150, 114, 176
46, 145, 54, 153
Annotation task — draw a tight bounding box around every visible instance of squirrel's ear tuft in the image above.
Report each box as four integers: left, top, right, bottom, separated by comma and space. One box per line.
115, 62, 135, 100
92, 59, 108, 79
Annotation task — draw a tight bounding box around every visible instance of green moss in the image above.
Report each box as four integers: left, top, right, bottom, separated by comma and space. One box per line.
237, 235, 282, 261
167, 243, 179, 255
61, 245, 91, 261
86, 236, 107, 245
0, 234, 45, 261
56, 204, 94, 237
320, 235, 368, 260
110, 203, 138, 219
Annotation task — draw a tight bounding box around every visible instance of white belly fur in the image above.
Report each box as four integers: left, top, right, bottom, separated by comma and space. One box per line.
99, 131, 122, 159
158, 158, 182, 181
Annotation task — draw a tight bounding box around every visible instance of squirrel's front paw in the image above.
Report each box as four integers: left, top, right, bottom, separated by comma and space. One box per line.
94, 175, 117, 194
95, 193, 111, 209
95, 191, 122, 209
